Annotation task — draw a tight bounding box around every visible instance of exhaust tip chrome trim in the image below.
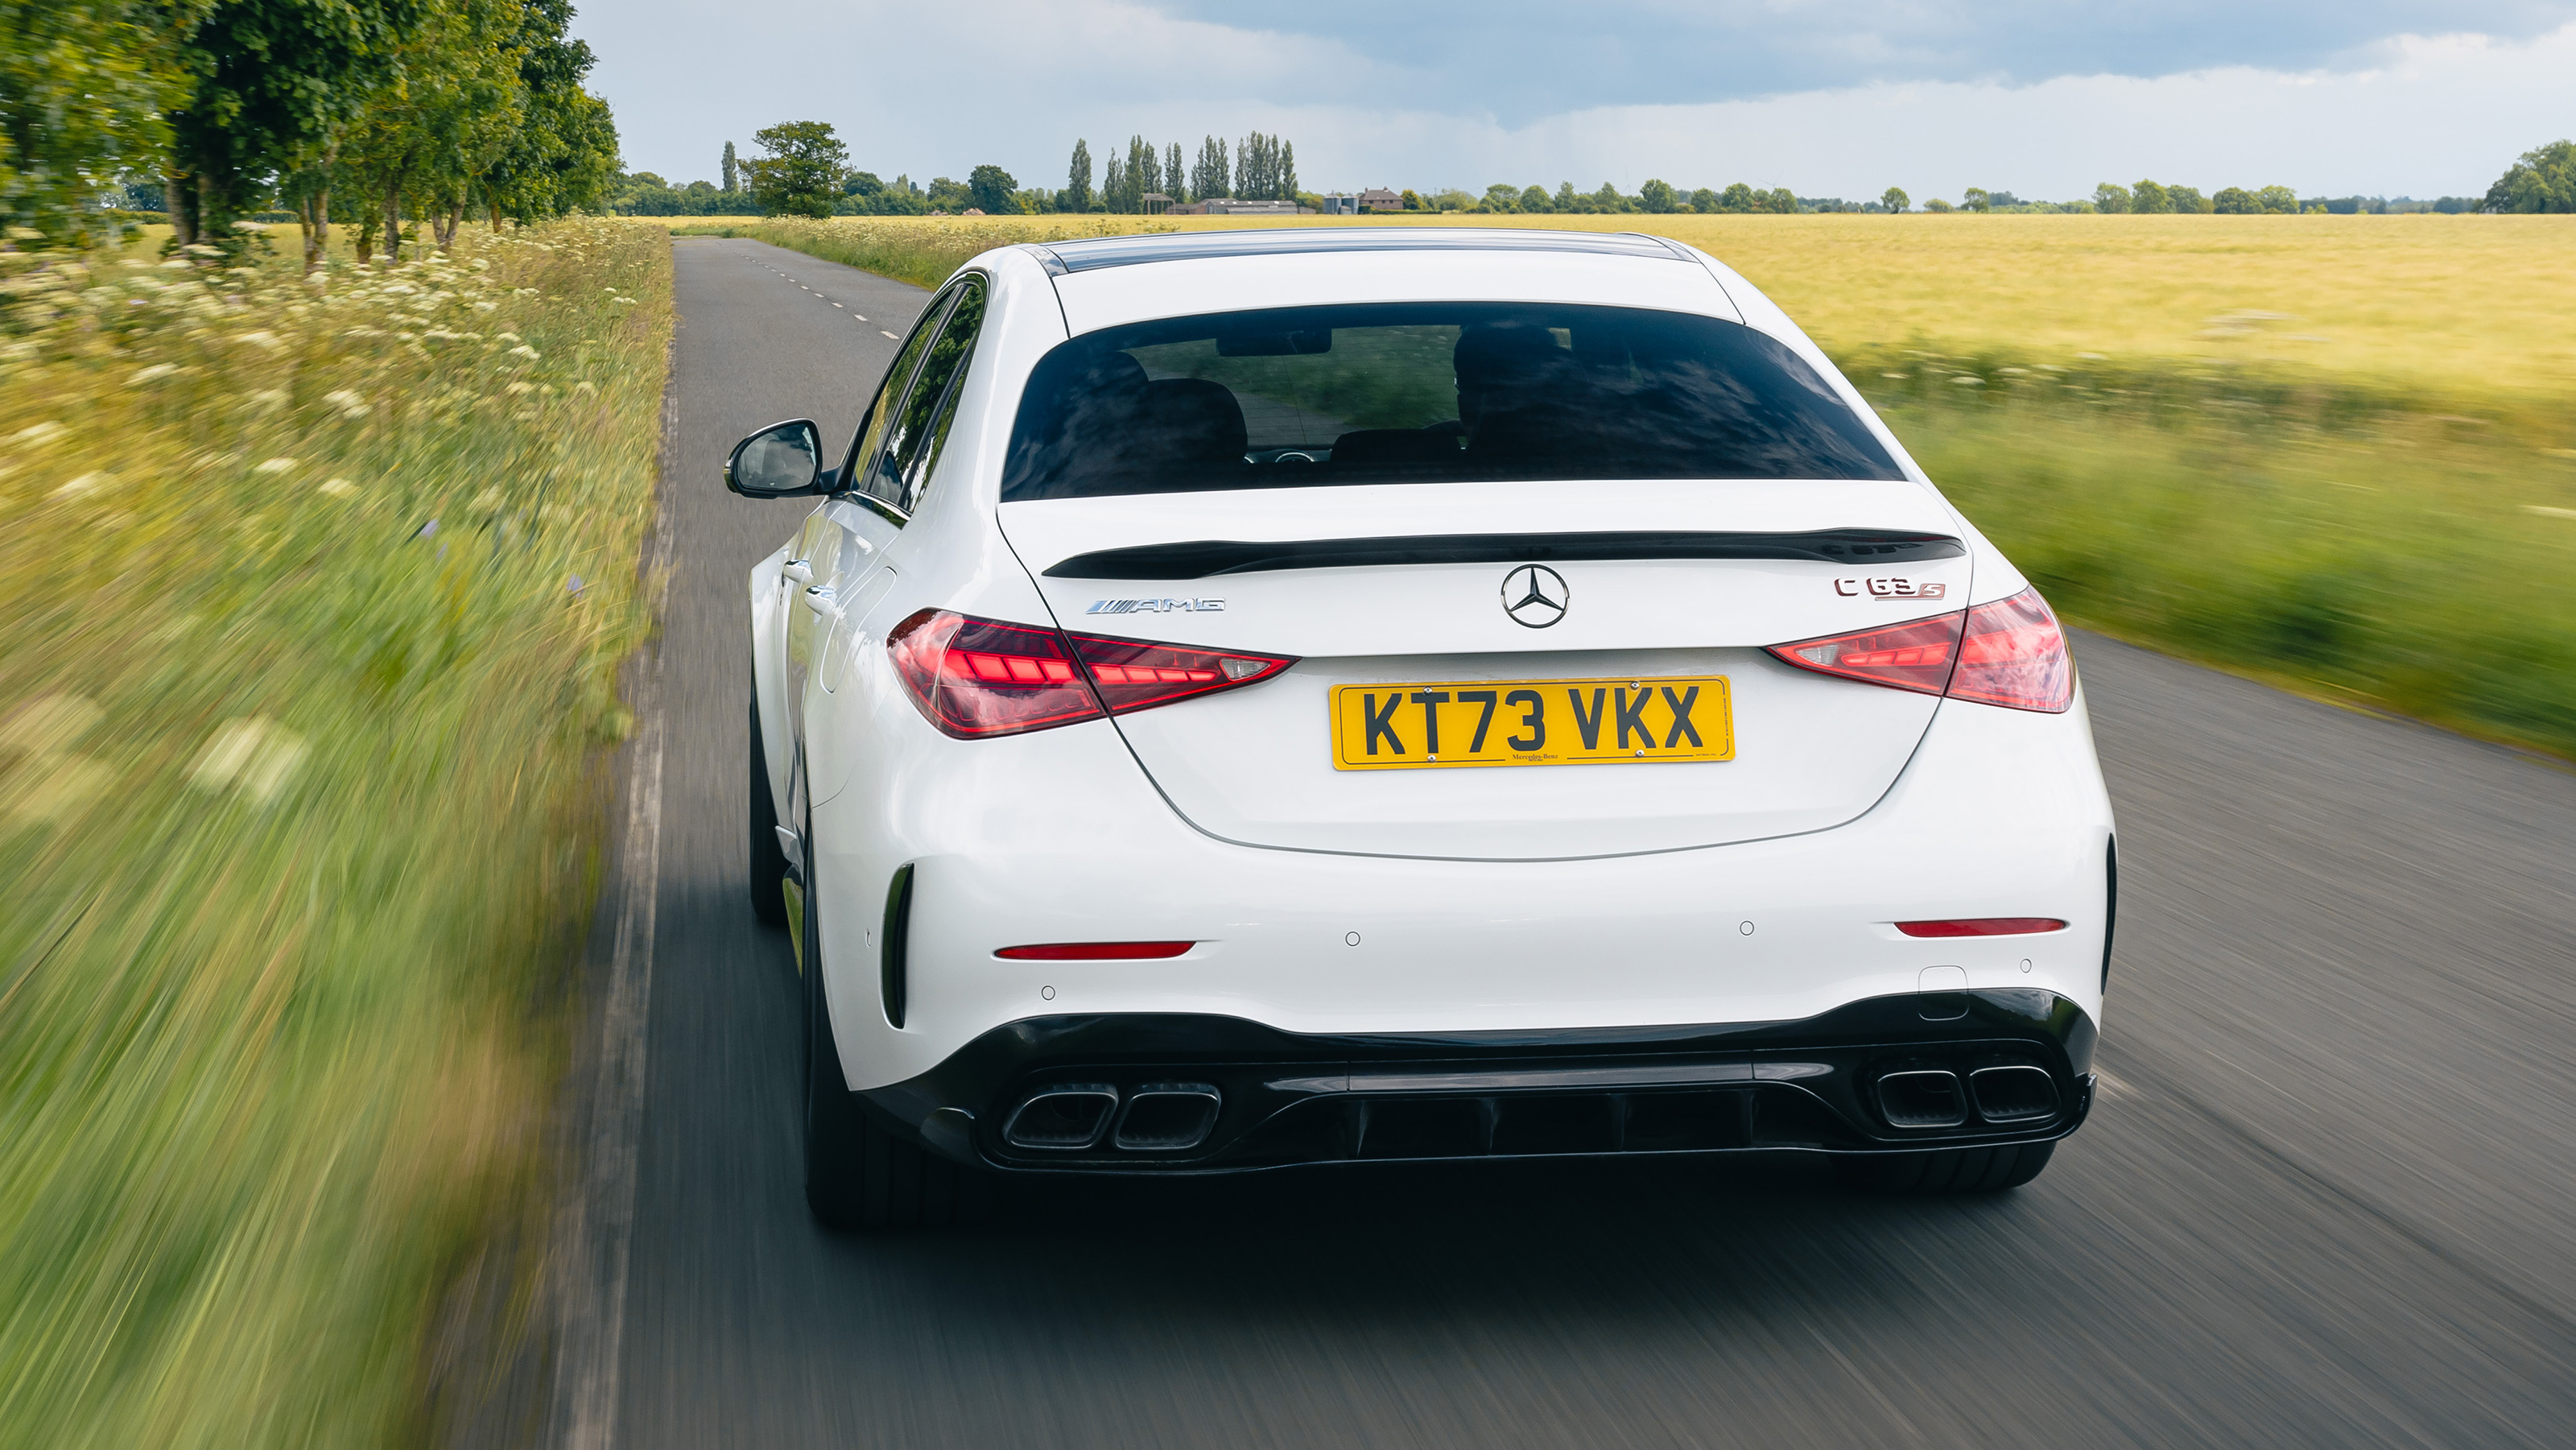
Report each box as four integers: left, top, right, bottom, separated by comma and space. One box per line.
1112, 1082, 1223, 1151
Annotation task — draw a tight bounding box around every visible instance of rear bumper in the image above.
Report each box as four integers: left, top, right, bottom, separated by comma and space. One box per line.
862, 988, 2096, 1175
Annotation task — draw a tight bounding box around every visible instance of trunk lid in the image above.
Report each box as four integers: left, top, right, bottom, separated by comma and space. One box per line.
1001, 478, 1971, 860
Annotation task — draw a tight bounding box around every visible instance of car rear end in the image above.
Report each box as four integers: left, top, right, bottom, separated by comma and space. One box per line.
812, 232, 2111, 1182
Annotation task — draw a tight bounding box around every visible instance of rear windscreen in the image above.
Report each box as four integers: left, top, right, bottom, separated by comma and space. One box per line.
1000, 302, 1901, 502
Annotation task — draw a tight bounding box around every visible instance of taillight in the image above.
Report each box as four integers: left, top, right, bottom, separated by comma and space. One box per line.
1946, 589, 2073, 713
1765, 611, 1963, 696
887, 611, 1103, 738
1896, 918, 2068, 937
886, 609, 1296, 739
1766, 586, 2072, 713
1067, 632, 1294, 713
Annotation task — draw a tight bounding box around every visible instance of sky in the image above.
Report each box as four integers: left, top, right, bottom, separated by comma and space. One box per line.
577, 1, 2576, 200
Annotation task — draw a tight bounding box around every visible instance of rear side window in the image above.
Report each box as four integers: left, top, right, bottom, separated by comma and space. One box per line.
1001, 302, 1900, 502
865, 276, 986, 510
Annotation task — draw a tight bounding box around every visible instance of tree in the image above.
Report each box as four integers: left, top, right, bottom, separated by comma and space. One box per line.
2131, 178, 2170, 213
2168, 184, 2209, 213
2483, 138, 2576, 212
1764, 187, 1798, 213
966, 163, 1015, 213
1518, 184, 1551, 213
164, 0, 419, 252
721, 139, 735, 192
1063, 138, 1091, 212
745, 119, 844, 217
1557, 180, 1583, 212
477, 0, 620, 229
2211, 186, 2255, 213
1400, 188, 1421, 210
1923, 197, 1953, 213
1, 0, 201, 247
1880, 186, 1908, 213
1191, 135, 1228, 200
2091, 182, 2130, 213
2255, 184, 2297, 213
1961, 187, 1992, 212
1166, 142, 1183, 203
1638, 177, 1677, 213
1479, 183, 1520, 212
1235, 131, 1294, 200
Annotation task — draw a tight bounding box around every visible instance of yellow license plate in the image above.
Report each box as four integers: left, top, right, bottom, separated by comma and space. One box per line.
1330, 675, 1736, 770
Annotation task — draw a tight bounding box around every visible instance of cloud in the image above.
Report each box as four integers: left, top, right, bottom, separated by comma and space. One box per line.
581, 2, 2575, 199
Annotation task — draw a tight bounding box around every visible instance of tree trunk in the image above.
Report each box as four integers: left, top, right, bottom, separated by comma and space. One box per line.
166, 168, 195, 247
383, 177, 402, 266
489, 198, 502, 232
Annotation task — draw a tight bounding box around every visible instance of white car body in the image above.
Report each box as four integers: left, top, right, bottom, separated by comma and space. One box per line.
739, 229, 2112, 1202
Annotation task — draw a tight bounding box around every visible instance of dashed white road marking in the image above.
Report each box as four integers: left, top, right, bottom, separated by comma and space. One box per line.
881, 330, 898, 339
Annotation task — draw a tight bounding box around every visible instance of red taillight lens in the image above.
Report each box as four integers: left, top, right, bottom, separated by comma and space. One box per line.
994, 941, 1195, 960
1067, 632, 1295, 713
887, 609, 1104, 738
887, 610, 1298, 739
1947, 588, 2073, 713
1896, 918, 2068, 937
1765, 611, 1964, 696
1765, 586, 2072, 713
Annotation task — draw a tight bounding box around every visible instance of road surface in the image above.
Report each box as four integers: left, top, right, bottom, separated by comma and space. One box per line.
587, 235, 2576, 1448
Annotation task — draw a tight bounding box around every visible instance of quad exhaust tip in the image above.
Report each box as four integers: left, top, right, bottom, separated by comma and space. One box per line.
1969, 1064, 2060, 1122
1001, 1082, 1226, 1151
1113, 1082, 1223, 1151
1876, 1069, 1968, 1129
1002, 1084, 1120, 1150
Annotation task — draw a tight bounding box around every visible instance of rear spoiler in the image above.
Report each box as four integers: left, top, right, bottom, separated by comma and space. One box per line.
1044, 529, 1965, 580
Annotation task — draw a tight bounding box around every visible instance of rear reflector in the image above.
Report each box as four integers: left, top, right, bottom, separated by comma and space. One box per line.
888, 610, 1298, 739
1766, 586, 2072, 713
995, 941, 1195, 960
1895, 918, 2069, 937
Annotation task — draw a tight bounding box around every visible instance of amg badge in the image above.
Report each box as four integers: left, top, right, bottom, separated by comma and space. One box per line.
1086, 597, 1225, 614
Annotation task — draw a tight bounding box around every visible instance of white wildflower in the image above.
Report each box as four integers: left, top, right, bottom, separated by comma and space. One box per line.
507, 344, 540, 360
495, 331, 522, 342
253, 457, 298, 474
130, 363, 180, 384
188, 716, 307, 803
471, 300, 497, 312
10, 421, 65, 448
233, 330, 281, 349
322, 388, 369, 417
0, 694, 102, 755
52, 471, 113, 499
319, 477, 358, 498
573, 381, 597, 395
505, 381, 535, 395
246, 389, 288, 412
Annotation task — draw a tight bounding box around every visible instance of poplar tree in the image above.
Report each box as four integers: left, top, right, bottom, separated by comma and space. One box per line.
1064, 138, 1091, 211
1166, 142, 1183, 204
722, 139, 736, 192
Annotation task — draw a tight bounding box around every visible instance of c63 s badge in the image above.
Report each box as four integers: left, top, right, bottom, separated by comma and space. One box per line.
1837, 576, 1946, 600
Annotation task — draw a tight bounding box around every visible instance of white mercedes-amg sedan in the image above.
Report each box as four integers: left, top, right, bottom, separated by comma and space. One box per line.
725, 228, 2113, 1229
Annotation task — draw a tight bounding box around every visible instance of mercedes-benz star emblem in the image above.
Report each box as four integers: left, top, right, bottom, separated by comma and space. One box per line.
1501, 564, 1569, 629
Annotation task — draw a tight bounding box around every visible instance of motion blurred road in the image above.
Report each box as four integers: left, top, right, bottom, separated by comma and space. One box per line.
601, 237, 2576, 1448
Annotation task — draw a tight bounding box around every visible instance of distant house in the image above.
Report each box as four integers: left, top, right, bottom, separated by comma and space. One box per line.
1360, 187, 1402, 212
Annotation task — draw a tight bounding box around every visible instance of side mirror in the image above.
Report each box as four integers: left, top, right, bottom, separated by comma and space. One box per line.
725, 419, 831, 498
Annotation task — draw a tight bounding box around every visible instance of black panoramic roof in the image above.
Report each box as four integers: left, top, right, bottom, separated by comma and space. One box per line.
1023, 228, 1696, 275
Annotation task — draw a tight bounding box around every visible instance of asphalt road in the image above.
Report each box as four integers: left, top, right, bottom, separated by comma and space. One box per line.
601, 236, 2576, 1448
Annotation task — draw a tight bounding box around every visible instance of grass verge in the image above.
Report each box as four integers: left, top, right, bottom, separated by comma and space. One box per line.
0, 219, 671, 1447
715, 214, 2576, 759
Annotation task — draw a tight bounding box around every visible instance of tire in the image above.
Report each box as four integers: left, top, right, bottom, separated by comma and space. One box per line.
1837, 1141, 2054, 1195
798, 816, 991, 1231
747, 690, 790, 927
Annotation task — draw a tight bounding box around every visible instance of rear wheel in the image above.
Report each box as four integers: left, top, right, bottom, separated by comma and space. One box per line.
747, 691, 789, 927
1838, 1141, 2054, 1195
798, 816, 990, 1231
